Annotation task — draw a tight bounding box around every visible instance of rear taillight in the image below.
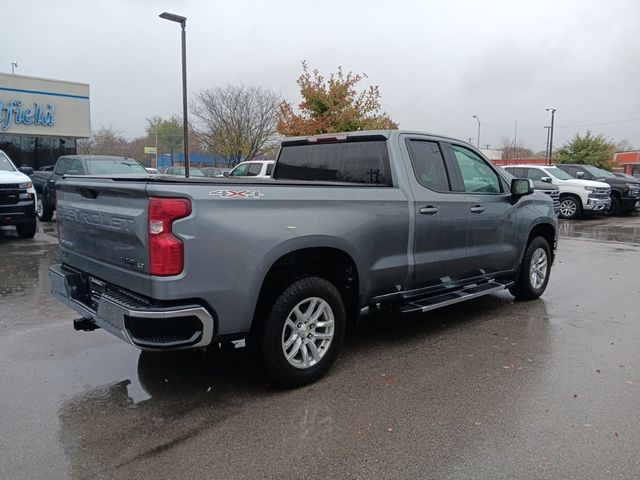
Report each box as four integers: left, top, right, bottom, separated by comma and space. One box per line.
148, 197, 191, 276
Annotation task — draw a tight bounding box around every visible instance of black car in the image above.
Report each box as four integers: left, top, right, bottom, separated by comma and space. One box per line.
555, 164, 640, 215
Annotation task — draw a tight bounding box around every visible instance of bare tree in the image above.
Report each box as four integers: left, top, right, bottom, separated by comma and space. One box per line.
191, 85, 281, 166
77, 126, 130, 156
500, 137, 533, 162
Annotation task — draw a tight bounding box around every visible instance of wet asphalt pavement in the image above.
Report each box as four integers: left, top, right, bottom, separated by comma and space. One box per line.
1, 214, 639, 480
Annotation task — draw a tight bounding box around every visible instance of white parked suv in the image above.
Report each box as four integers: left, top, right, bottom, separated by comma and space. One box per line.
504, 165, 611, 219
226, 160, 274, 178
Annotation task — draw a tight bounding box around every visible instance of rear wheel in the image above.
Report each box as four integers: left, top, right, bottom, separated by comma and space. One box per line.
258, 277, 346, 388
36, 195, 54, 222
559, 195, 581, 219
509, 237, 551, 300
16, 220, 37, 239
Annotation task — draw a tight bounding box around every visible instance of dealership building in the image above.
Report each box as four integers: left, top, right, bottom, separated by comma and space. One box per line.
0, 72, 91, 169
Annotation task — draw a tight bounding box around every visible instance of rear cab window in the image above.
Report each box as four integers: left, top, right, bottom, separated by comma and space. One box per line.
405, 139, 451, 191
274, 137, 392, 185
246, 163, 262, 176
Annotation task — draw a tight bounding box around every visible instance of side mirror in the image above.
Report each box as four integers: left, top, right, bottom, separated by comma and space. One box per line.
576, 171, 585, 179
65, 169, 80, 175
223, 171, 230, 177
19, 166, 34, 176
541, 176, 552, 183
510, 178, 534, 197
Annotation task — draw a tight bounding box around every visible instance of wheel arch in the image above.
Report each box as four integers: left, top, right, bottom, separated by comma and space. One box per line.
250, 240, 362, 334
527, 222, 557, 262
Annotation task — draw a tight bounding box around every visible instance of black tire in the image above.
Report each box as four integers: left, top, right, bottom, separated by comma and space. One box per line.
558, 195, 582, 219
258, 276, 346, 388
36, 195, 54, 222
16, 220, 37, 239
609, 195, 621, 216
509, 237, 552, 300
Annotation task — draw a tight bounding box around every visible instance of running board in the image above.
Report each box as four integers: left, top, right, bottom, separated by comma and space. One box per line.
400, 280, 513, 314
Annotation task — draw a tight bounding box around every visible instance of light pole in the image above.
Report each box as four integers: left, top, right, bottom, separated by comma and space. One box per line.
472, 115, 481, 148
159, 12, 190, 178
546, 108, 556, 164
544, 126, 551, 164
11, 62, 17, 74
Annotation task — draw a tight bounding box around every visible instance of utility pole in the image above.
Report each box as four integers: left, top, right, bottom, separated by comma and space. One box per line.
546, 108, 557, 163
544, 126, 551, 164
11, 61, 17, 74
514, 120, 518, 160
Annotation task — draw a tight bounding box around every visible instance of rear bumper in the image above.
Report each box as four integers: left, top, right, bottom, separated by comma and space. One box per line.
0, 200, 36, 226
48, 264, 215, 350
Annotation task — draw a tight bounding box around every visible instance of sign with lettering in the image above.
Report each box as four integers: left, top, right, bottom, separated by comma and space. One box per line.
0, 73, 91, 138
0, 100, 55, 131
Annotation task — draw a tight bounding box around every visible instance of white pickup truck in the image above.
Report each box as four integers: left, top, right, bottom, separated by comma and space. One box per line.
0, 150, 37, 238
504, 165, 611, 219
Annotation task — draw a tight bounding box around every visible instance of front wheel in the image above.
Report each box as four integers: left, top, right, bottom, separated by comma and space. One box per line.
509, 237, 552, 300
36, 195, 54, 222
558, 196, 582, 219
258, 277, 346, 388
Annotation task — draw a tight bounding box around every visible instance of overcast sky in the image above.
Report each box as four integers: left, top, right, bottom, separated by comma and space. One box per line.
5, 0, 640, 151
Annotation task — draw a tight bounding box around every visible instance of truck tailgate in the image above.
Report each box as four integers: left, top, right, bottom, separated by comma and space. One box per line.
56, 178, 152, 296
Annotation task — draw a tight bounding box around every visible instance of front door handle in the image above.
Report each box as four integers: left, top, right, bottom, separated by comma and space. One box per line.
419, 206, 440, 215
470, 205, 485, 213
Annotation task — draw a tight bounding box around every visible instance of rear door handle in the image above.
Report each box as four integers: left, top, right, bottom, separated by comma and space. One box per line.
470, 205, 485, 213
419, 206, 440, 215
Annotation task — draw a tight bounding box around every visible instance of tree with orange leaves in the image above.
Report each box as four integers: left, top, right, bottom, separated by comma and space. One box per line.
277, 62, 398, 136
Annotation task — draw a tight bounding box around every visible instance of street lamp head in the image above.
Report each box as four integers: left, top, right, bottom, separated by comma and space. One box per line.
545, 108, 556, 113
159, 12, 186, 25
473, 115, 478, 119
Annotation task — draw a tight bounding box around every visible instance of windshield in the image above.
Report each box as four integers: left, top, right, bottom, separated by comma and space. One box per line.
0, 151, 17, 172
545, 167, 574, 180
583, 165, 615, 178
86, 158, 147, 175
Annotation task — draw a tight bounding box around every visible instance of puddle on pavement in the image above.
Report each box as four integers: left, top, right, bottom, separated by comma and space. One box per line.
559, 214, 640, 245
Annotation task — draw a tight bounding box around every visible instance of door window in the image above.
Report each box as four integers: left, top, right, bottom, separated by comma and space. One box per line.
451, 145, 501, 193
506, 167, 526, 177
68, 158, 85, 174
406, 140, 450, 191
229, 163, 249, 176
54, 158, 71, 175
525, 168, 547, 182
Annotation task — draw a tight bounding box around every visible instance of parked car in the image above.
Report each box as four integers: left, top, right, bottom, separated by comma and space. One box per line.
554, 164, 640, 215
201, 167, 231, 178
227, 160, 274, 178
31, 155, 148, 222
162, 166, 206, 177
503, 165, 610, 219
50, 130, 557, 387
0, 150, 37, 238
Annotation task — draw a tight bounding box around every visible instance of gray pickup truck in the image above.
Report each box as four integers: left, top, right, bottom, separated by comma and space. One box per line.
49, 130, 558, 387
